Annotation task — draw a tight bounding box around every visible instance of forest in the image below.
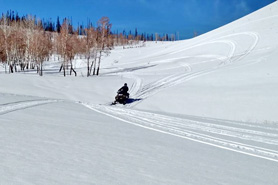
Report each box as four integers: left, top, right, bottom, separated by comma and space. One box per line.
0, 11, 172, 77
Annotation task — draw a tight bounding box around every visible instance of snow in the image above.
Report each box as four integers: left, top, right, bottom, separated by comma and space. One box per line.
1, 2, 278, 185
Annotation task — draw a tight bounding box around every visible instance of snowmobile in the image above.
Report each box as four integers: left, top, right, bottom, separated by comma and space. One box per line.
112, 93, 129, 105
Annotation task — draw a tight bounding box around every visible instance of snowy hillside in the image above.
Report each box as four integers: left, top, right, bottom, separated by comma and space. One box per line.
1, 2, 278, 185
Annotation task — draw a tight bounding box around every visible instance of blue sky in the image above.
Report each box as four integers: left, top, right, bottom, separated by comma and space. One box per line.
0, 0, 276, 39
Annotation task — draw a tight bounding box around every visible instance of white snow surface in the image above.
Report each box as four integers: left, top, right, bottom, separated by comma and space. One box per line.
1, 2, 278, 185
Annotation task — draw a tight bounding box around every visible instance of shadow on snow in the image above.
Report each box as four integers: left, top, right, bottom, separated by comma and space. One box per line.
126, 98, 142, 104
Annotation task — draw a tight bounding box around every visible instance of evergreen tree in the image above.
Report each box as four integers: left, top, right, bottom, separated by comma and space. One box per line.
79, 24, 84, 35
56, 16, 61, 33
11, 11, 15, 22
141, 33, 144, 41
122, 29, 126, 37
15, 12, 20, 22
49, 21, 54, 32
166, 34, 169, 41
135, 28, 138, 38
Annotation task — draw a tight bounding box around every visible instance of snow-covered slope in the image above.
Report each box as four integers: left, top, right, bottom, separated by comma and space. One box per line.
111, 2, 278, 123
1, 2, 278, 185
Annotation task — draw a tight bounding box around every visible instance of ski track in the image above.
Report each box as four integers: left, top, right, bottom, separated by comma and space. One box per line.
79, 32, 275, 162
83, 103, 278, 163
122, 73, 143, 98
121, 31, 259, 107
0, 99, 60, 115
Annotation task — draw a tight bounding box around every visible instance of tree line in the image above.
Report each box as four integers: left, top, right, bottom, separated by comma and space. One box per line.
0, 13, 136, 76
0, 12, 177, 77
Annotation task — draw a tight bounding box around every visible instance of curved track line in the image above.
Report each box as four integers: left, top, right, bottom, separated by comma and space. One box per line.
0, 99, 60, 115
122, 73, 143, 98
82, 103, 278, 163
186, 115, 278, 132
97, 105, 278, 145
128, 32, 259, 106
108, 32, 259, 108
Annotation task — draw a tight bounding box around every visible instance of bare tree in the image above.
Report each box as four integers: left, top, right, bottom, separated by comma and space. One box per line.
8, 22, 27, 73
155, 33, 158, 43
0, 24, 7, 70
57, 19, 80, 76
0, 15, 12, 73
30, 29, 52, 76
65, 32, 79, 76
57, 19, 70, 76
171, 34, 175, 41
22, 15, 37, 70
96, 16, 112, 76
83, 26, 98, 77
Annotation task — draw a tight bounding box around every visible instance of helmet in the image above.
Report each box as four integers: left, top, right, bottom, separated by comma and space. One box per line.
124, 83, 127, 86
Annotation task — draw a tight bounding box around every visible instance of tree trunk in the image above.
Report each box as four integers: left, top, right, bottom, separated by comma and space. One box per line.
14, 63, 17, 72
68, 59, 76, 76
9, 64, 13, 73
20, 63, 24, 71
90, 57, 96, 76
40, 62, 43, 76
70, 66, 77, 76
96, 51, 102, 76
96, 66, 99, 76
63, 65, 66, 77
87, 57, 90, 77
59, 64, 63, 72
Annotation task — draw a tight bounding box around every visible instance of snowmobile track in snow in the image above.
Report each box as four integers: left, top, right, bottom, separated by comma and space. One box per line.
0, 99, 60, 115
83, 103, 278, 163
82, 32, 278, 162
122, 31, 259, 107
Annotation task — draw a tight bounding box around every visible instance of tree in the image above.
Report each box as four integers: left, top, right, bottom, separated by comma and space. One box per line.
135, 28, 138, 38
31, 29, 52, 76
57, 19, 70, 76
22, 15, 37, 70
8, 22, 27, 73
0, 14, 12, 73
57, 19, 78, 76
83, 25, 98, 76
0, 27, 7, 68
155, 33, 159, 43
56, 16, 61, 33
95, 16, 112, 76
65, 32, 78, 76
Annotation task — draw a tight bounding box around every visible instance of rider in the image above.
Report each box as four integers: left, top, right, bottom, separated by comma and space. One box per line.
117, 83, 129, 97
